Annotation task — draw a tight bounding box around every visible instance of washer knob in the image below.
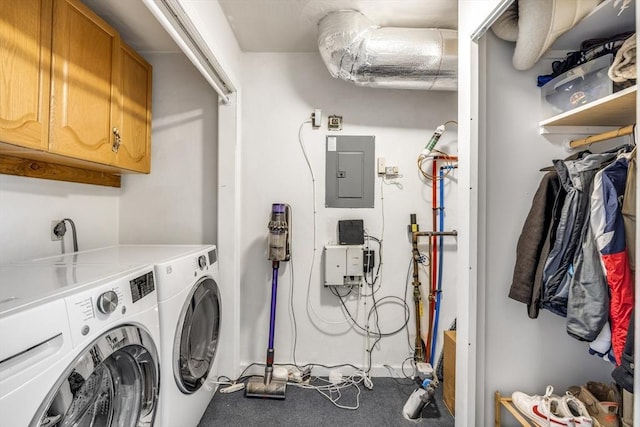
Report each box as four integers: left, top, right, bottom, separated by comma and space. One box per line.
97, 290, 119, 314
198, 255, 207, 270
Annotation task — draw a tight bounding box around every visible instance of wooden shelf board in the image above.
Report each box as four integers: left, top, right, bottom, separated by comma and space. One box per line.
0, 154, 121, 187
539, 85, 636, 127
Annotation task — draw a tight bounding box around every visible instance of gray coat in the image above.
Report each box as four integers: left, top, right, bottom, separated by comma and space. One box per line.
541, 152, 616, 317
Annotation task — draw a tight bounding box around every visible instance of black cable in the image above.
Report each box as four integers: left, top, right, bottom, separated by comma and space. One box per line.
405, 257, 414, 353
334, 289, 409, 337
234, 362, 263, 383
363, 234, 382, 288
366, 296, 410, 336
329, 285, 353, 298
366, 280, 383, 373
335, 291, 369, 334
62, 218, 78, 252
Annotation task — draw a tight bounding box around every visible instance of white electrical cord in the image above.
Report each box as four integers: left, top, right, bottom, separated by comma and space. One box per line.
288, 255, 298, 366
298, 119, 349, 326
382, 175, 404, 189
289, 370, 372, 410
379, 177, 385, 246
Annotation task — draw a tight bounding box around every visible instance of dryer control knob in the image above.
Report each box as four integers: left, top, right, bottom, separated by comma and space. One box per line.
198, 255, 207, 270
97, 290, 119, 314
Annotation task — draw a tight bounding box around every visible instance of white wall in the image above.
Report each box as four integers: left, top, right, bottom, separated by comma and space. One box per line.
119, 52, 218, 244
239, 52, 459, 374
0, 175, 119, 263
480, 32, 614, 426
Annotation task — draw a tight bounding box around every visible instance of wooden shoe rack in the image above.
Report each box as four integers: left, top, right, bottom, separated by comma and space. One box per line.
495, 391, 541, 427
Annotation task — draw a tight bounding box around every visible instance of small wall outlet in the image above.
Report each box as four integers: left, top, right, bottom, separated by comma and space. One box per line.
51, 220, 63, 241
312, 109, 321, 128
377, 157, 385, 175
385, 166, 399, 176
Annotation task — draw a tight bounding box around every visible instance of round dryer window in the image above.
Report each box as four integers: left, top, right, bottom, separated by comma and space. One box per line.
174, 277, 221, 394
32, 325, 160, 427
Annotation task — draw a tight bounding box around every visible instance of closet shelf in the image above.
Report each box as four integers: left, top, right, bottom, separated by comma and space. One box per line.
539, 85, 636, 128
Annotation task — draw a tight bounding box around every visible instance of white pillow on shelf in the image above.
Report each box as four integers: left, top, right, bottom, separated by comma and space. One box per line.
491, 0, 603, 71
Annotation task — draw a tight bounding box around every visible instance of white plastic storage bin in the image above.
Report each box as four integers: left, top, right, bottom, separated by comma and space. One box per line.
541, 54, 613, 116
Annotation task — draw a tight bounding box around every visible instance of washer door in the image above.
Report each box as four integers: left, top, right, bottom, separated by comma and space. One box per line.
31, 325, 159, 427
174, 276, 221, 394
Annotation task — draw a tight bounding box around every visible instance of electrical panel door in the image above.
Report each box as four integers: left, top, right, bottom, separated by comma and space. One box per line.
325, 135, 375, 208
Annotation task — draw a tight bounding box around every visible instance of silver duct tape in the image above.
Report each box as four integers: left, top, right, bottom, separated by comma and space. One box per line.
318, 10, 457, 91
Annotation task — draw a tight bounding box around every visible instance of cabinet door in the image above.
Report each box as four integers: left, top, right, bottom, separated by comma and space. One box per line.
49, 0, 118, 164
115, 43, 152, 173
0, 0, 52, 150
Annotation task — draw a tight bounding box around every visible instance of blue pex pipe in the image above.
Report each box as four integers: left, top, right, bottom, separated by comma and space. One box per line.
430, 165, 456, 366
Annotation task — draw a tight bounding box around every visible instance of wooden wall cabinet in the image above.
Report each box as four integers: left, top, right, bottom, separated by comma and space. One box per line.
0, 0, 52, 151
0, 0, 152, 186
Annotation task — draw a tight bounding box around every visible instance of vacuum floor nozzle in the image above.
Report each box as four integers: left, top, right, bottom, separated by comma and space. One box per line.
244, 376, 287, 399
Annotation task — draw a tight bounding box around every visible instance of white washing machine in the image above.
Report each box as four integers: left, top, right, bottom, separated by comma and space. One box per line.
0, 263, 161, 426
24, 245, 225, 427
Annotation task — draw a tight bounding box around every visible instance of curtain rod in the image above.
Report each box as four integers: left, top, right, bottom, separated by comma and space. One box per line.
569, 125, 635, 148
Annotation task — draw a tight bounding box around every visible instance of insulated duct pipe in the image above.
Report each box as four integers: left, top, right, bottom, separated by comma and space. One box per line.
318, 10, 457, 91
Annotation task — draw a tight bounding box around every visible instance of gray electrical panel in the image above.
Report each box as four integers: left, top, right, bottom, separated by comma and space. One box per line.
325, 135, 375, 208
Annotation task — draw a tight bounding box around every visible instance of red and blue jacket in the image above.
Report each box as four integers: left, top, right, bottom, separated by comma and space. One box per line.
591, 152, 635, 365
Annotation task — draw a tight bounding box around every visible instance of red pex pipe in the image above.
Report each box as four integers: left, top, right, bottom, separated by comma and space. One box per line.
425, 155, 457, 363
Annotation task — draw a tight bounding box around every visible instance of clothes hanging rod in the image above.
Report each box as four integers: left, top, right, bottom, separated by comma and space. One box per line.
569, 124, 635, 148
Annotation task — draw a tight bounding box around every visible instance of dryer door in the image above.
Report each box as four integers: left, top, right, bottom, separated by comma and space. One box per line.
31, 325, 159, 427
174, 276, 221, 394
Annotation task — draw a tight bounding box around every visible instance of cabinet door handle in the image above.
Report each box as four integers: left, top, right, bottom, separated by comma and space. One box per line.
112, 127, 121, 153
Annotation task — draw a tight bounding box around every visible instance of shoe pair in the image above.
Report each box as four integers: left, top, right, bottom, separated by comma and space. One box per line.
512, 385, 593, 426
567, 382, 620, 427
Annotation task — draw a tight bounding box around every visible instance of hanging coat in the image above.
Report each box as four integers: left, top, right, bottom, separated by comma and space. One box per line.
566, 219, 609, 342
509, 170, 564, 317
621, 148, 636, 274
591, 153, 635, 365
508, 151, 590, 318
541, 152, 617, 317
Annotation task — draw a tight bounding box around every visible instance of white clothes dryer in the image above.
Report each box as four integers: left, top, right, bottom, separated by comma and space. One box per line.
24, 245, 225, 427
0, 263, 161, 427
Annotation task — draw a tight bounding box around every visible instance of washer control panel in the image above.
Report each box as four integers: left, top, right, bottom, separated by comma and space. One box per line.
97, 290, 119, 314
65, 267, 156, 347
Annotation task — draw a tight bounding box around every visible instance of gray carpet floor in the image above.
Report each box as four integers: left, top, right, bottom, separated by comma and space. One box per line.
198, 377, 455, 426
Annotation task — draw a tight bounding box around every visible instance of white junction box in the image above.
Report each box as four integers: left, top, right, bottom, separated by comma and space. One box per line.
324, 245, 363, 286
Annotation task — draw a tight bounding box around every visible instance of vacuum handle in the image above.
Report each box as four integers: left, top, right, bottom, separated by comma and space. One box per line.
268, 262, 279, 351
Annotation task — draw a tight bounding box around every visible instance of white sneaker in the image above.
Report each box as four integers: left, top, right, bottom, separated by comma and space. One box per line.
512, 386, 576, 427
559, 392, 594, 426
